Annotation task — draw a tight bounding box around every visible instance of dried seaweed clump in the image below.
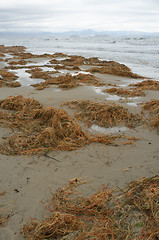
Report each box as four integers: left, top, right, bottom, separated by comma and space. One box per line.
26, 67, 57, 80
0, 69, 20, 88
124, 175, 159, 239
0, 44, 26, 55
103, 87, 145, 97
8, 60, 28, 65
31, 73, 80, 90
60, 55, 86, 68
88, 61, 144, 78
0, 96, 137, 155
64, 100, 142, 128
0, 69, 18, 81
142, 100, 159, 130
0, 96, 89, 155
22, 176, 159, 240
130, 80, 159, 90
31, 73, 102, 90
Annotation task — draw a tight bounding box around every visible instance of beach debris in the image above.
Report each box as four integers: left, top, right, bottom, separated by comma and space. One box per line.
0, 44, 147, 89
29, 71, 102, 90
88, 61, 144, 78
130, 80, 159, 91
8, 60, 28, 65
0, 44, 26, 55
0, 69, 20, 87
63, 100, 143, 128
103, 87, 145, 97
142, 100, 159, 131
44, 153, 60, 162
22, 175, 159, 239
0, 96, 137, 155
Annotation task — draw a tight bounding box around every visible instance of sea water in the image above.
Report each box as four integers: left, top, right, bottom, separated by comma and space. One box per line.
0, 34, 159, 81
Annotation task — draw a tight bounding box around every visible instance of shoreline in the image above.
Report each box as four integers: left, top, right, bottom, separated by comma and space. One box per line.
0, 45, 158, 239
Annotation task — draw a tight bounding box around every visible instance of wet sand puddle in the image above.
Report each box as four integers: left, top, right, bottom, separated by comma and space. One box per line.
10, 68, 45, 86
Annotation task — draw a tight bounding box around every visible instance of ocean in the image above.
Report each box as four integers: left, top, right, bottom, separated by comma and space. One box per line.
0, 34, 159, 81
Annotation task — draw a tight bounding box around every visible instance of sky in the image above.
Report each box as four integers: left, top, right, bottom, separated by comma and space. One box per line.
0, 0, 159, 33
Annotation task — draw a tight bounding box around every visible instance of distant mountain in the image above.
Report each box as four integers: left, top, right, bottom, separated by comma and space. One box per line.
0, 29, 159, 37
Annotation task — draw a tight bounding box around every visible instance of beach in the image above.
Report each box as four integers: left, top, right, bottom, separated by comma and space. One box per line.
0, 45, 159, 239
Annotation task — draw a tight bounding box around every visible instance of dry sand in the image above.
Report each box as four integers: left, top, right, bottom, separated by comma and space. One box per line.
0, 56, 159, 239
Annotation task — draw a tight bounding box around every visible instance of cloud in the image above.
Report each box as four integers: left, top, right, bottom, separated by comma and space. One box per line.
0, 0, 158, 33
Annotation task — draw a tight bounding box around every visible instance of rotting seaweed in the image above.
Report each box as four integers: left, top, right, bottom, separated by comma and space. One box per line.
29, 71, 103, 90
0, 44, 147, 90
0, 96, 137, 155
130, 80, 159, 91
22, 176, 159, 240
63, 100, 143, 128
142, 100, 159, 131
103, 87, 145, 97
88, 61, 144, 78
0, 69, 20, 88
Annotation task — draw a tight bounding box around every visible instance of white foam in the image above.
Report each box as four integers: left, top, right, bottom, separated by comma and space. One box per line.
106, 94, 122, 101
90, 124, 128, 134
70, 71, 91, 76
92, 86, 106, 95
127, 102, 141, 106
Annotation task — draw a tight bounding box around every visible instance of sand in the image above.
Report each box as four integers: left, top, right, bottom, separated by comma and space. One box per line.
0, 52, 159, 239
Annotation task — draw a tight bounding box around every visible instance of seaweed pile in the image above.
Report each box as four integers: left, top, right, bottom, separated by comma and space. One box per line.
0, 96, 137, 155
130, 80, 159, 91
142, 100, 159, 130
0, 44, 26, 56
103, 87, 145, 97
8, 60, 28, 65
63, 100, 143, 128
0, 44, 146, 90
0, 69, 21, 87
88, 61, 144, 78
28, 70, 102, 90
22, 175, 159, 240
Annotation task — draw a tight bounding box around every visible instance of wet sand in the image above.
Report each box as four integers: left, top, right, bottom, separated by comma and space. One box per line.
0, 54, 159, 239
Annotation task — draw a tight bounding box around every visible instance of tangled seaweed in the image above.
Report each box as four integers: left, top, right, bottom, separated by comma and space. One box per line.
28, 70, 103, 90
0, 69, 20, 87
0, 44, 26, 55
142, 100, 159, 130
0, 96, 137, 155
130, 80, 159, 91
22, 176, 159, 240
1, 44, 147, 90
88, 61, 144, 78
63, 100, 143, 128
103, 87, 145, 97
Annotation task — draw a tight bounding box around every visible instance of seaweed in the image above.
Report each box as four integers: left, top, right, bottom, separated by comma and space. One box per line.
0, 96, 137, 155
103, 87, 145, 97
22, 176, 159, 239
88, 61, 144, 78
142, 100, 159, 130
30, 72, 102, 90
0, 69, 19, 88
130, 80, 159, 91
63, 100, 143, 128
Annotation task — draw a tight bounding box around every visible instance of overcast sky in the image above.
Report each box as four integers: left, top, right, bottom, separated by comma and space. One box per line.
0, 0, 159, 33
